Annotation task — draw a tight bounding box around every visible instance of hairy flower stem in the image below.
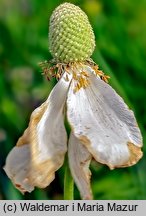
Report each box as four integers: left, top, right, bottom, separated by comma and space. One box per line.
64, 155, 74, 200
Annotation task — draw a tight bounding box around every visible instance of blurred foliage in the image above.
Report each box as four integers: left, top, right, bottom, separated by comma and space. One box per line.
0, 0, 146, 200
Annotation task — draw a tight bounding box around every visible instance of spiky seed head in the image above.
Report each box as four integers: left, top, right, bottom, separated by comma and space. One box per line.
49, 3, 95, 63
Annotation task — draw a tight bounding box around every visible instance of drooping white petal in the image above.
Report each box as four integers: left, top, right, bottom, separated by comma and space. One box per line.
4, 135, 34, 193
4, 72, 72, 193
68, 132, 92, 200
67, 66, 143, 169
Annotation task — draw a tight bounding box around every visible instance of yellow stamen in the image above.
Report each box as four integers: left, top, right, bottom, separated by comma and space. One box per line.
92, 65, 110, 83
65, 74, 69, 82
39, 60, 109, 93
73, 69, 90, 93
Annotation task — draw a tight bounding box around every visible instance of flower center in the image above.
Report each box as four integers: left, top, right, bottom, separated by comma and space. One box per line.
49, 3, 95, 63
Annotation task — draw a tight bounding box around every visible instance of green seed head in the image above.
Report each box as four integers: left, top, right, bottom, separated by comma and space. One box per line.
49, 3, 95, 63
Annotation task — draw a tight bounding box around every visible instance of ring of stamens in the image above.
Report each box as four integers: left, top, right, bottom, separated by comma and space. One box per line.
39, 60, 110, 92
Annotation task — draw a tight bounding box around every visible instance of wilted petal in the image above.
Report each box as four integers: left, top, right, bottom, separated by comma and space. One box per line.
4, 134, 34, 193
4, 72, 72, 192
67, 66, 143, 169
68, 132, 92, 199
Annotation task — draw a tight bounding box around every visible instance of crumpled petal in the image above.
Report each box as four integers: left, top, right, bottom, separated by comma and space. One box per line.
68, 132, 92, 199
67, 66, 143, 169
4, 72, 72, 193
3, 130, 34, 193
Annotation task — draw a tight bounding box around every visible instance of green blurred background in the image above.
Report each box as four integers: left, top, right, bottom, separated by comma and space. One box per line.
0, 0, 146, 200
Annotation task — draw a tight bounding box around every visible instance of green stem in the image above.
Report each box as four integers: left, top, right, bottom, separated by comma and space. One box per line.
64, 156, 74, 200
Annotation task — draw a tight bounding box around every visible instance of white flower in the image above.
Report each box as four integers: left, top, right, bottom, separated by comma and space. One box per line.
4, 63, 143, 199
